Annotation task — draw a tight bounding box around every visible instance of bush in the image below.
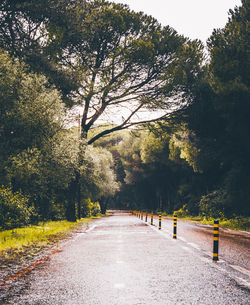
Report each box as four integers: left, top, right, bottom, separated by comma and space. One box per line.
91, 201, 101, 216
81, 198, 101, 217
0, 185, 35, 230
174, 204, 190, 217
81, 198, 92, 217
199, 189, 227, 219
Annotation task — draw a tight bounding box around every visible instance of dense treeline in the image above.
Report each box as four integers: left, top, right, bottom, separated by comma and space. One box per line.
94, 1, 250, 219
0, 49, 118, 229
0, 0, 249, 229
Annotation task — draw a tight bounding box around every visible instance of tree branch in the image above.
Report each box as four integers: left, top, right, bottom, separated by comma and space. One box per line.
87, 107, 171, 145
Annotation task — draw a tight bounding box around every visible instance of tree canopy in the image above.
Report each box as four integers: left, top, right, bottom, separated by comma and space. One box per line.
40, 0, 203, 143
0, 0, 249, 228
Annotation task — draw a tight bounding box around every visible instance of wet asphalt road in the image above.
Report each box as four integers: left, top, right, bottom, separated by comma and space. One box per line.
1, 212, 250, 305
150, 214, 250, 271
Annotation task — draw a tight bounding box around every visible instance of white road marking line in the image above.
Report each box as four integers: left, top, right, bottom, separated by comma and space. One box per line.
178, 236, 187, 242
208, 260, 250, 289
142, 217, 250, 288
187, 242, 201, 250
233, 275, 250, 289
114, 283, 125, 289
229, 264, 250, 277
181, 246, 192, 253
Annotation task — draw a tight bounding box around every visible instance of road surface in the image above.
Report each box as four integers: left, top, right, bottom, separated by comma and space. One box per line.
148, 213, 250, 271
1, 211, 249, 304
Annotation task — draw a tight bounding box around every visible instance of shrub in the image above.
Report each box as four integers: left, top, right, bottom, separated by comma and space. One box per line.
81, 198, 101, 217
81, 198, 92, 217
91, 201, 101, 216
0, 185, 35, 230
199, 189, 227, 219
174, 204, 190, 217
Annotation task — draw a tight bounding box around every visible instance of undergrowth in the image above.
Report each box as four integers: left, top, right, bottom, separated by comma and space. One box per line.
166, 215, 250, 232
0, 216, 101, 253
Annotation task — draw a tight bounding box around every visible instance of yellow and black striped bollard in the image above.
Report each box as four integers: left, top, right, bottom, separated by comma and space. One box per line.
151, 212, 153, 225
141, 212, 143, 221
145, 213, 148, 222
213, 220, 219, 261
159, 214, 162, 230
173, 214, 177, 239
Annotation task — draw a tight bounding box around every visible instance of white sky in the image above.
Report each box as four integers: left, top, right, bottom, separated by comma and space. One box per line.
111, 0, 242, 43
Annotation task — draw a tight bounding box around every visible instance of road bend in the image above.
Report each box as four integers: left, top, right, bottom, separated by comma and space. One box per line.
1, 211, 249, 305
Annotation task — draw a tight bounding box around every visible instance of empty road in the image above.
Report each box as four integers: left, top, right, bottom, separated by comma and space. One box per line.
1, 211, 249, 304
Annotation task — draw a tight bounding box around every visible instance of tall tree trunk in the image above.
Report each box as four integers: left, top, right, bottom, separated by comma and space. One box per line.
76, 170, 81, 219
99, 197, 107, 214
66, 179, 77, 222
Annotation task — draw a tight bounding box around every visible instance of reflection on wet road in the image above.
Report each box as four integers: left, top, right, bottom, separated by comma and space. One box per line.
1, 211, 249, 304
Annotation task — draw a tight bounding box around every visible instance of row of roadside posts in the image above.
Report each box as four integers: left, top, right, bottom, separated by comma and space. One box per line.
133, 211, 219, 262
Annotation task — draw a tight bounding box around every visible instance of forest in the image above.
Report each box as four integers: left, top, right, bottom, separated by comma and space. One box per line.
0, 0, 249, 230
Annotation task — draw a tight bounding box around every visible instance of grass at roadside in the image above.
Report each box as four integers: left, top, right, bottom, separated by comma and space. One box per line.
0, 216, 103, 281
162, 213, 250, 232
0, 216, 101, 253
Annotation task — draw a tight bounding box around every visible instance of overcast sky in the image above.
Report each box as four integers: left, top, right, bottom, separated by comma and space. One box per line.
111, 0, 242, 43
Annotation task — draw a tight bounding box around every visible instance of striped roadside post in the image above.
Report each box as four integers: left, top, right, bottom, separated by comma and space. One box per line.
141, 212, 143, 221
151, 212, 154, 225
173, 214, 177, 239
145, 213, 148, 222
213, 220, 219, 261
159, 214, 162, 230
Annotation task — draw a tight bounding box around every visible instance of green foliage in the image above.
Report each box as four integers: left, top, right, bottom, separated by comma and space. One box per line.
48, 0, 201, 144
207, 0, 250, 161
81, 198, 101, 217
0, 186, 35, 230
141, 131, 169, 164
199, 189, 227, 219
0, 218, 96, 252
80, 145, 119, 200
168, 125, 201, 172
81, 198, 92, 217
91, 202, 101, 216
96, 0, 250, 220
208, 0, 249, 95
0, 0, 249, 225
0, 50, 119, 222
174, 204, 190, 217
0, 49, 65, 161
0, 0, 81, 97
